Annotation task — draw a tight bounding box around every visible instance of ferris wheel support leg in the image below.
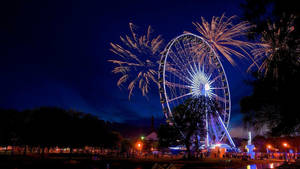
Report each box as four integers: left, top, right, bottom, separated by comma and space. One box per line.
205, 112, 210, 147
210, 114, 219, 143
217, 114, 236, 147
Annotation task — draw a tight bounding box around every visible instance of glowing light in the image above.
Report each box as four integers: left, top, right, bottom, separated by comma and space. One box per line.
246, 164, 257, 169
215, 143, 221, 147
169, 146, 187, 150
205, 83, 210, 91
135, 141, 143, 151
283, 142, 288, 147
141, 136, 145, 140
187, 65, 212, 98
267, 145, 272, 149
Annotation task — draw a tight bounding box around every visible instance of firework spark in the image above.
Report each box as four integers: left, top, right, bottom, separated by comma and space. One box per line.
108, 23, 163, 99
191, 14, 257, 66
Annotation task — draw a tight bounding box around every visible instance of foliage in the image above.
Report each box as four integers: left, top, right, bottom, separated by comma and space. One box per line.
240, 0, 300, 136
120, 139, 132, 153
248, 15, 300, 77
242, 0, 300, 39
168, 96, 221, 158
157, 124, 181, 148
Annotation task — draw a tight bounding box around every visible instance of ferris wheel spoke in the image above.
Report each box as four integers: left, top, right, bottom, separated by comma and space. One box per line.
210, 87, 228, 90
209, 74, 223, 85
174, 41, 193, 68
185, 39, 196, 58
166, 68, 190, 84
165, 81, 190, 89
207, 60, 217, 75
194, 45, 208, 64
183, 38, 197, 65
167, 91, 195, 103
169, 51, 193, 80
169, 50, 188, 74
211, 93, 227, 103
175, 40, 188, 61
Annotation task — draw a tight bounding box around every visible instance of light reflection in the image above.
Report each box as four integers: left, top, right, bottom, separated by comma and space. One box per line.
245, 163, 279, 169
246, 164, 257, 169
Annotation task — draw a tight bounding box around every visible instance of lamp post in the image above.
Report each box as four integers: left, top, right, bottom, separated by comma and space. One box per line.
266, 145, 272, 158
135, 141, 143, 157
282, 142, 288, 161
266, 145, 271, 153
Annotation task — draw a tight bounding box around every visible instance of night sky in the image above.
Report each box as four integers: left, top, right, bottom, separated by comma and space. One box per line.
0, 0, 253, 137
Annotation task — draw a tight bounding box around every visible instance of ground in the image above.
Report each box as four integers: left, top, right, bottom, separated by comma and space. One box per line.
0, 154, 285, 169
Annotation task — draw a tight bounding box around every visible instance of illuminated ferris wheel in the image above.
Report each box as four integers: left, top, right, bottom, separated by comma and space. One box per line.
158, 33, 235, 147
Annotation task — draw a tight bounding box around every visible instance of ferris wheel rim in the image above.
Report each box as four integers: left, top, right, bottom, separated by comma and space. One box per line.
158, 33, 231, 132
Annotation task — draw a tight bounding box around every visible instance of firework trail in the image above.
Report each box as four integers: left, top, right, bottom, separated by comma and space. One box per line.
108, 23, 163, 99
191, 14, 257, 66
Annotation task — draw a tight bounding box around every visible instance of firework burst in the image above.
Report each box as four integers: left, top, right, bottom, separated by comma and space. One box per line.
108, 23, 163, 99
191, 14, 257, 65
248, 15, 300, 78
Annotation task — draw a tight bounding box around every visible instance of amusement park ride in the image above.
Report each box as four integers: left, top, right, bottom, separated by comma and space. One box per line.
158, 33, 238, 151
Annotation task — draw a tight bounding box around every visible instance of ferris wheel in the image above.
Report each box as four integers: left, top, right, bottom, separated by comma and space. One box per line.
158, 33, 235, 147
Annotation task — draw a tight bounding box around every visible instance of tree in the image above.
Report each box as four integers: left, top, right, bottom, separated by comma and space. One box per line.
169, 96, 221, 158
157, 124, 181, 149
252, 135, 267, 152
0, 107, 122, 153
241, 0, 300, 136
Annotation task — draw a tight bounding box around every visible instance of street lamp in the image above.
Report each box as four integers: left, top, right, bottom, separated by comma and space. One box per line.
266, 144, 272, 155
282, 142, 289, 161
135, 141, 143, 151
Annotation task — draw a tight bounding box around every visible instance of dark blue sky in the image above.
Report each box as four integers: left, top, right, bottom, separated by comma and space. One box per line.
0, 0, 252, 136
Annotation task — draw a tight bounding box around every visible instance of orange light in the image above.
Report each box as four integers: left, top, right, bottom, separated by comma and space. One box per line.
135, 141, 143, 150
267, 145, 272, 149
283, 142, 288, 147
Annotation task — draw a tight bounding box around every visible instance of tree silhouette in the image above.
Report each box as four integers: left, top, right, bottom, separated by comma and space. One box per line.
169, 96, 221, 158
0, 107, 122, 153
241, 0, 300, 136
